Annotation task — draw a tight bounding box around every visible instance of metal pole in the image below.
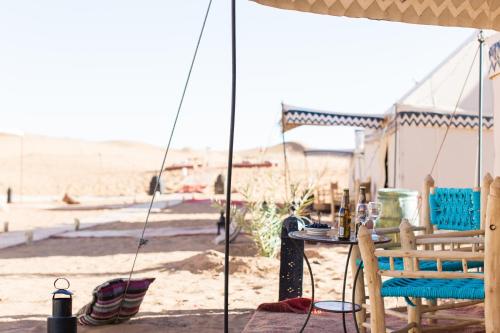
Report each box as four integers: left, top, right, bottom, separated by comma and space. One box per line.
224, 0, 237, 331
478, 30, 484, 188
20, 135, 24, 202
393, 105, 398, 188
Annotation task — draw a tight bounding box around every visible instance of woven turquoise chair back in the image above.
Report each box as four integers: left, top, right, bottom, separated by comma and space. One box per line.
429, 188, 480, 231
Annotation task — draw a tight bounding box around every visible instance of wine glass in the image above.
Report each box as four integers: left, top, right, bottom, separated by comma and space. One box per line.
367, 202, 382, 233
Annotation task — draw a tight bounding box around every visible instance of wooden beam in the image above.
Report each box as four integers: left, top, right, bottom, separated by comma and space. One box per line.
358, 226, 386, 333
421, 175, 435, 235
485, 177, 500, 333
482, 173, 493, 230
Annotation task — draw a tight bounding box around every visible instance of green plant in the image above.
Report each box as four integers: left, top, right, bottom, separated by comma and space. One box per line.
238, 185, 314, 258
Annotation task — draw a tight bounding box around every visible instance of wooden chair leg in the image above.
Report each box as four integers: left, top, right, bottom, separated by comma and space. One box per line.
351, 245, 366, 333
426, 299, 437, 325
358, 227, 386, 333
408, 298, 422, 333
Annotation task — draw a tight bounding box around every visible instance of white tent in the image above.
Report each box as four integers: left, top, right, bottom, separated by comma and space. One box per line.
490, 35, 500, 176
282, 31, 496, 195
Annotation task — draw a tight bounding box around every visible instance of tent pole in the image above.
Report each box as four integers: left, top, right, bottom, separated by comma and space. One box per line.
224, 0, 237, 332
393, 105, 398, 188
477, 31, 484, 188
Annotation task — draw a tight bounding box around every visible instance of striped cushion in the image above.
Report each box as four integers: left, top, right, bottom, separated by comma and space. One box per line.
77, 277, 155, 326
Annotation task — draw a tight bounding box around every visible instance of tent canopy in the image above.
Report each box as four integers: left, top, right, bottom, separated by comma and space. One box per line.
394, 31, 495, 117
252, 0, 500, 30
282, 104, 493, 132
282, 104, 384, 132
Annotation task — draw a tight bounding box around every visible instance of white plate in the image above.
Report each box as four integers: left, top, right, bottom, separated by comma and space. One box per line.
304, 227, 330, 236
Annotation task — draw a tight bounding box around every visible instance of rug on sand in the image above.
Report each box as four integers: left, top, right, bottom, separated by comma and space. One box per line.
243, 305, 485, 332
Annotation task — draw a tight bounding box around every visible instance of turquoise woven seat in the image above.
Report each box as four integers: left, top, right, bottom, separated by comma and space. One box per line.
382, 278, 484, 300
429, 188, 480, 231
357, 257, 483, 271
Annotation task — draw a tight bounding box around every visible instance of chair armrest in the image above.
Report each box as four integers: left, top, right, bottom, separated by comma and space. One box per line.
375, 249, 484, 261
416, 237, 484, 246
416, 230, 484, 239
374, 249, 484, 279
376, 225, 426, 235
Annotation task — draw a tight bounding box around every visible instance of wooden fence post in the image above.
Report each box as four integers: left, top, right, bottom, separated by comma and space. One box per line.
421, 175, 435, 235
481, 173, 493, 230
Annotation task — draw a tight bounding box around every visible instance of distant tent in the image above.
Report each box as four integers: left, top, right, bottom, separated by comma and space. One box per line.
282, 32, 496, 195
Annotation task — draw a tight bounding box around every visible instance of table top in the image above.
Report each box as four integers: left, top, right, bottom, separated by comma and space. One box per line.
288, 230, 391, 245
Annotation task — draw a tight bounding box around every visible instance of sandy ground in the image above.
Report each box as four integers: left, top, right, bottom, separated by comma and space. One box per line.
0, 132, 354, 332
0, 200, 359, 332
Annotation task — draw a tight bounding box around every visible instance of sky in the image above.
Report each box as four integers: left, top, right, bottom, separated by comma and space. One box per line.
0, 0, 474, 151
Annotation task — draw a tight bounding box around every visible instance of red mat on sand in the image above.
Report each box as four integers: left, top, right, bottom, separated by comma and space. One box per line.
257, 297, 313, 314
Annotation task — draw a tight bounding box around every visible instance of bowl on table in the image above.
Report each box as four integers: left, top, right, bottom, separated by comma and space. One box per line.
304, 223, 331, 236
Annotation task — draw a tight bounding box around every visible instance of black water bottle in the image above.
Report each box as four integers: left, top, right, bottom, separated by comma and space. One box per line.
47, 278, 77, 333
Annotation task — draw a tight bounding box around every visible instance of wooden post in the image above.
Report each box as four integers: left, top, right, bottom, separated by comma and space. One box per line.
421, 175, 435, 235
358, 226, 386, 333
350, 245, 366, 333
485, 177, 500, 333
400, 220, 422, 333
481, 173, 493, 230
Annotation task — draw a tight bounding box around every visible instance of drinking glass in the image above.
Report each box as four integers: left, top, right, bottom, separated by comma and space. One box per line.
367, 201, 382, 233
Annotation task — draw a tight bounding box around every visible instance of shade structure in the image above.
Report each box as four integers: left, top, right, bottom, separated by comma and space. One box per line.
282, 104, 385, 132
252, 0, 500, 30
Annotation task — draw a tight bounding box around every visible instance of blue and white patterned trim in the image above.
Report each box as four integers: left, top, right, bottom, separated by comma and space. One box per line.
282, 109, 385, 131
397, 111, 493, 129
282, 107, 493, 132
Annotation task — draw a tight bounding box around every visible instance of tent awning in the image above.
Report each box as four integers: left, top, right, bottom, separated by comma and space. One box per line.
252, 0, 500, 30
282, 105, 385, 132
282, 104, 493, 132
397, 110, 493, 129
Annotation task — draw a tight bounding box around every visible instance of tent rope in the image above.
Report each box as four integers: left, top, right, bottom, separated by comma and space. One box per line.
114, 0, 213, 322
429, 45, 480, 176
408, 44, 479, 225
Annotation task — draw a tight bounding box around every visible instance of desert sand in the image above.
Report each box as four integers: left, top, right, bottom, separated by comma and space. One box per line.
0, 199, 357, 333
0, 133, 354, 332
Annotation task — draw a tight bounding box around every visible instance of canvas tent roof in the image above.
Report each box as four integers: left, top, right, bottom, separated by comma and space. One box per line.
282, 31, 495, 133
392, 31, 495, 117
282, 104, 385, 132
282, 104, 493, 132
252, 1, 500, 30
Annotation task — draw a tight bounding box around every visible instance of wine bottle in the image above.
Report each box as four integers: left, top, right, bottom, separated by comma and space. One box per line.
337, 189, 351, 240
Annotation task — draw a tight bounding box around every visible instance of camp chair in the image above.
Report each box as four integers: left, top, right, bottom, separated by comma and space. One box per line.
357, 224, 484, 333
351, 173, 492, 332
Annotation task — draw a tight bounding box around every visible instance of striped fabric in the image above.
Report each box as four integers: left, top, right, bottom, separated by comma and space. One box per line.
77, 277, 155, 326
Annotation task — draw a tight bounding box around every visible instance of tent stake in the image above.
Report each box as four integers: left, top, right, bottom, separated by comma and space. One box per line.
224, 0, 237, 331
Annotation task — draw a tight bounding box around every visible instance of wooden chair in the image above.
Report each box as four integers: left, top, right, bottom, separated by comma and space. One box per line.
358, 224, 484, 332
351, 173, 493, 332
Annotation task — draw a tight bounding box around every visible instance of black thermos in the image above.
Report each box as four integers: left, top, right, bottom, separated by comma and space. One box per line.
47, 278, 77, 333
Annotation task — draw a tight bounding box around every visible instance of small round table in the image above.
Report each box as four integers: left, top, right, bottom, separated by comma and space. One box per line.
289, 230, 391, 333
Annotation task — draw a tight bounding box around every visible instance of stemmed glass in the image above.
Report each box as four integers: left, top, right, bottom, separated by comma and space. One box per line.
367, 202, 382, 233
